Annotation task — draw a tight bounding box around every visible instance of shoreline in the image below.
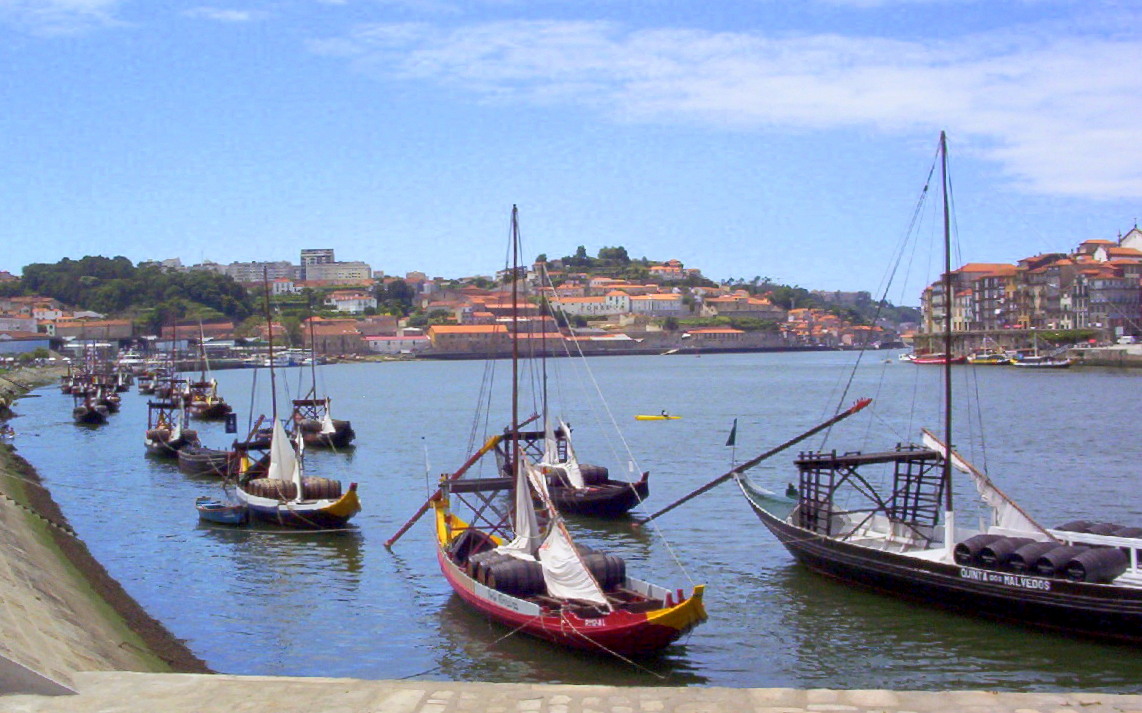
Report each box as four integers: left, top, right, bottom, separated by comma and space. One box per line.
0, 367, 208, 689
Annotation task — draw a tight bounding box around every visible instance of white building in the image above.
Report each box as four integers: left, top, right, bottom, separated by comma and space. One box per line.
324, 290, 377, 314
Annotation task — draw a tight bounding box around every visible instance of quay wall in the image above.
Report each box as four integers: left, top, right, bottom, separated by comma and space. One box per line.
1068, 345, 1142, 368
0, 368, 207, 695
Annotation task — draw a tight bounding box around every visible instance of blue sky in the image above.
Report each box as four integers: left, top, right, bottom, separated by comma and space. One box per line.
2, 0, 1140, 295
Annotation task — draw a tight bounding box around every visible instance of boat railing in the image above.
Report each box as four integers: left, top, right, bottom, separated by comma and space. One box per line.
1047, 528, 1142, 578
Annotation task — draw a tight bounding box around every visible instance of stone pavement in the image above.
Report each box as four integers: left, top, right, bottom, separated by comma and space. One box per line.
3, 673, 1142, 713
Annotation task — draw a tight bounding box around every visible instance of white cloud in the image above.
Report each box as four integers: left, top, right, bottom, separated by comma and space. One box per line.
320, 17, 1142, 199
0, 0, 123, 35
183, 6, 265, 23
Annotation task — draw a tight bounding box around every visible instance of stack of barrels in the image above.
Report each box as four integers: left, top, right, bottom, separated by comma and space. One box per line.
467, 545, 626, 598
243, 476, 343, 500
953, 522, 1136, 584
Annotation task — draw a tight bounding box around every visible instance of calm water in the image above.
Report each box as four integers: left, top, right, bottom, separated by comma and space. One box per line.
11, 351, 1142, 691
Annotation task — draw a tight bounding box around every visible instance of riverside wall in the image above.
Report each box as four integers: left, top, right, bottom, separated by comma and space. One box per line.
0, 367, 207, 696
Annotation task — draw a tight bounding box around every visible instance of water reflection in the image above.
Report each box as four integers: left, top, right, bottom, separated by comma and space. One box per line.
430, 596, 709, 686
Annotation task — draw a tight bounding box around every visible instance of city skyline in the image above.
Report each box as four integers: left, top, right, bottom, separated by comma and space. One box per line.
2, 1, 1140, 297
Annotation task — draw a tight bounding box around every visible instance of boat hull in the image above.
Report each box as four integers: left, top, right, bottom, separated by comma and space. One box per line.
741, 483, 1142, 644
236, 482, 360, 529
188, 400, 233, 420
436, 545, 704, 656
548, 473, 650, 518
195, 496, 248, 526
144, 429, 201, 458
178, 445, 234, 477
296, 419, 355, 449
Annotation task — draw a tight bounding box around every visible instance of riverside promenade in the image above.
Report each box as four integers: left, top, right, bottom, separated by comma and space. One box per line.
2, 368, 1141, 712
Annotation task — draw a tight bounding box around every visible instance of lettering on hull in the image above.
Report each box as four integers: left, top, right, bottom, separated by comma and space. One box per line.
959, 567, 1052, 591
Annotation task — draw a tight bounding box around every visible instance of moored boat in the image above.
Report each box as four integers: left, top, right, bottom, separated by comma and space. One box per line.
144, 399, 200, 458
740, 133, 1142, 645
195, 495, 248, 526
178, 444, 234, 477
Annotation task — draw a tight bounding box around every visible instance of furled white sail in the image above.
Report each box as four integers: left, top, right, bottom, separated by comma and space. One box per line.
921, 429, 1053, 538
538, 419, 586, 489
498, 455, 543, 559
526, 460, 609, 608
558, 419, 585, 489
320, 410, 336, 435
267, 419, 304, 501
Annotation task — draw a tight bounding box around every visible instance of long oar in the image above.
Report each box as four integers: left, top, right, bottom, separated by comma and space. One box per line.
634, 398, 872, 526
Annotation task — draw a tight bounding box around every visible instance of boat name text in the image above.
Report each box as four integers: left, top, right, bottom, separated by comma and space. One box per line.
959, 567, 1052, 591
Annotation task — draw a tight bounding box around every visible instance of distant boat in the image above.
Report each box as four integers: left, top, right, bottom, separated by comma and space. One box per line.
1011, 354, 1072, 369
178, 444, 234, 478
966, 351, 1012, 366
195, 495, 248, 526
144, 398, 200, 458
72, 395, 109, 425
910, 352, 966, 365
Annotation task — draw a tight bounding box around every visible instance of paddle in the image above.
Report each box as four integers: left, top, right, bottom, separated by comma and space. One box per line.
633, 398, 872, 527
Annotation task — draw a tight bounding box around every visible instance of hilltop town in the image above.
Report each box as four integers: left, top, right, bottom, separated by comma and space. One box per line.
915, 225, 1142, 352
0, 247, 910, 361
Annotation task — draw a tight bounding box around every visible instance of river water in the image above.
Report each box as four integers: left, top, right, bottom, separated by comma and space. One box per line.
11, 351, 1142, 691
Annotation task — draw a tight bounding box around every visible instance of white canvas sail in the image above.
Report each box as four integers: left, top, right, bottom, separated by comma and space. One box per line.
267, 419, 304, 501
558, 419, 585, 489
320, 410, 336, 435
921, 429, 1053, 538
537, 419, 585, 489
497, 455, 543, 559
526, 461, 609, 608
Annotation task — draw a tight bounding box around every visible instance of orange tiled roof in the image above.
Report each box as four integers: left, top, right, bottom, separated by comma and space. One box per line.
428, 325, 508, 334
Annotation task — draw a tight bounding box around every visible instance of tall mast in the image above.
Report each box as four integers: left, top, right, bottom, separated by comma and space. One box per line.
940, 131, 954, 518
308, 300, 318, 399
262, 267, 279, 421
510, 205, 520, 477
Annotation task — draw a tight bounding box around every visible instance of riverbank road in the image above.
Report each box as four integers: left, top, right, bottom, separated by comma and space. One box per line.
3, 673, 1142, 713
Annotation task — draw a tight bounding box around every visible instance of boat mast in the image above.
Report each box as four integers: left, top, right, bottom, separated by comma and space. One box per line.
510, 205, 521, 478
262, 267, 279, 422
308, 301, 318, 400
940, 131, 955, 532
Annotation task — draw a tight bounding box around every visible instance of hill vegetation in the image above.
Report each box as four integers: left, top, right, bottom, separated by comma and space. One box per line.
0, 256, 255, 332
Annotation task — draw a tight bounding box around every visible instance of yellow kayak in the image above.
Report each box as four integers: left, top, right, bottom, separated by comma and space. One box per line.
635, 414, 682, 421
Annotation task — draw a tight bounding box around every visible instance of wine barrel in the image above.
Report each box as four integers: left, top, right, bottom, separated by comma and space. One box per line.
1056, 520, 1094, 533
1065, 548, 1129, 583
1113, 526, 1142, 539
1008, 542, 1062, 573
486, 558, 545, 597
953, 534, 1004, 566
583, 553, 626, 590
1033, 545, 1089, 578
977, 537, 1036, 569
1084, 522, 1122, 536
578, 464, 609, 485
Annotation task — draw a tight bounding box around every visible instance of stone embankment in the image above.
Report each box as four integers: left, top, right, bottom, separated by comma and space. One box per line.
2, 367, 1142, 712
0, 367, 207, 696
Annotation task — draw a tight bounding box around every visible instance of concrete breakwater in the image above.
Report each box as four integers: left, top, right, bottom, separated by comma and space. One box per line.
0, 367, 207, 695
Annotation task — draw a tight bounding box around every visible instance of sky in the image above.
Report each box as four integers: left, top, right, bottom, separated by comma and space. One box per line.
2, 0, 1140, 296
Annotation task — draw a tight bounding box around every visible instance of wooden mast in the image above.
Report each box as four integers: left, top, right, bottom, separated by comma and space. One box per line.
940, 131, 955, 539
510, 205, 521, 483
